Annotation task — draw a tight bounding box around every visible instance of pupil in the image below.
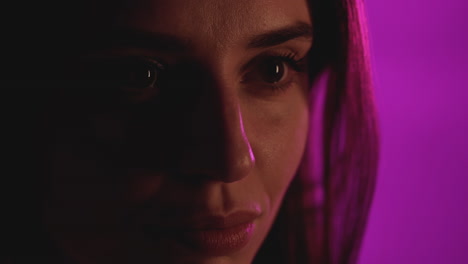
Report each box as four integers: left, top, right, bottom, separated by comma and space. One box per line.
120, 62, 156, 89
262, 58, 284, 83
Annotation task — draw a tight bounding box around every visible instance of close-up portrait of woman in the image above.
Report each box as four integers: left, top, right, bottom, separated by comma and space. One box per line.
3, 0, 380, 263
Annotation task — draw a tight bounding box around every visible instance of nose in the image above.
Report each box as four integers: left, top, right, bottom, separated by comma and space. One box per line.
176, 74, 256, 183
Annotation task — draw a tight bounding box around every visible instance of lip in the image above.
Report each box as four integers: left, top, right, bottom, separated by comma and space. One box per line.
142, 210, 260, 256
179, 221, 255, 255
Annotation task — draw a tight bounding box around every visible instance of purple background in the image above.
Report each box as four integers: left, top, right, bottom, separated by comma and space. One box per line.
359, 0, 468, 263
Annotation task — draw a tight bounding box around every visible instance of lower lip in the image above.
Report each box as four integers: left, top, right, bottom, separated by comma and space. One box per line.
177, 222, 255, 256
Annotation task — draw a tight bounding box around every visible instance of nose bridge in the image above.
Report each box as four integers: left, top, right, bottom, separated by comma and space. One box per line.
220, 94, 256, 178
181, 65, 255, 183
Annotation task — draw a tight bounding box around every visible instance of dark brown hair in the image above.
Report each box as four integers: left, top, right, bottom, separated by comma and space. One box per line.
254, 0, 379, 263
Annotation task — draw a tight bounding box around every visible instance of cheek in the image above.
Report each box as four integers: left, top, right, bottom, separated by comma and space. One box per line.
243, 90, 309, 208
44, 115, 134, 229
48, 145, 125, 223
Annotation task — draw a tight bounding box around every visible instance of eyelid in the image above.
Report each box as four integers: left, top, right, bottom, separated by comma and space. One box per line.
240, 49, 306, 75
135, 56, 167, 70
80, 51, 168, 68
240, 50, 307, 80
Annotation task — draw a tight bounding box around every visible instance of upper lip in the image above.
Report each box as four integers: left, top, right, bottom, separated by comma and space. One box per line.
142, 210, 261, 232
187, 210, 260, 230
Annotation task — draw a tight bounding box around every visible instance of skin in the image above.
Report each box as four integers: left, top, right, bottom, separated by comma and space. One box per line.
42, 0, 313, 263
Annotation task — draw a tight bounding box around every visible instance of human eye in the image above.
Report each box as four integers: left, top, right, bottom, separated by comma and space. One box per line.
77, 56, 166, 103
241, 51, 308, 95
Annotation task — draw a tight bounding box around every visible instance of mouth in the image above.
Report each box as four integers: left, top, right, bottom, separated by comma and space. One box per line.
141, 210, 260, 256
178, 221, 255, 256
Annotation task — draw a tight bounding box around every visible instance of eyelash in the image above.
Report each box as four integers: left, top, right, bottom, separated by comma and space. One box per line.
269, 52, 307, 91
134, 52, 308, 98
276, 52, 307, 72
241, 51, 308, 94
78, 51, 307, 103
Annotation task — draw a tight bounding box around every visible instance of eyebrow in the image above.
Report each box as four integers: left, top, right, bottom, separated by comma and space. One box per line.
86, 22, 313, 53
247, 22, 313, 49
85, 29, 193, 53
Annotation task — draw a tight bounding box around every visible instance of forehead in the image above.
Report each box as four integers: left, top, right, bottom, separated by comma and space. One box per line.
108, 0, 312, 50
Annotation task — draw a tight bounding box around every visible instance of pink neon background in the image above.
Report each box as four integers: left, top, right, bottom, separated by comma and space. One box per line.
358, 0, 468, 263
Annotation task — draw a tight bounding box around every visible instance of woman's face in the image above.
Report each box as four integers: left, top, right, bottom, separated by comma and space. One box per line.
44, 0, 312, 263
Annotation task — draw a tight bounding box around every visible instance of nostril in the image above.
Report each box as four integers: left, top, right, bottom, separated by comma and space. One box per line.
171, 172, 216, 185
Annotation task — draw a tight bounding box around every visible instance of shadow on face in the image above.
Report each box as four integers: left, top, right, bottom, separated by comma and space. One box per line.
39, 0, 314, 263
